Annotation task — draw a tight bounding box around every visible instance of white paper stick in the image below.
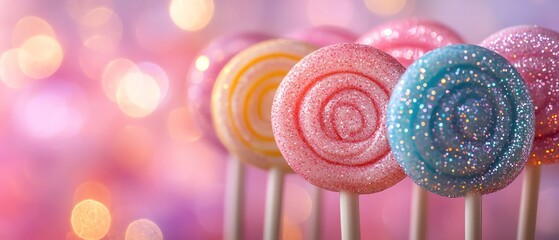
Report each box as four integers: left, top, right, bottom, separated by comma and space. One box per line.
224, 156, 245, 240
517, 164, 542, 240
410, 185, 428, 240
465, 192, 482, 240
264, 167, 285, 240
308, 185, 322, 240
340, 191, 360, 240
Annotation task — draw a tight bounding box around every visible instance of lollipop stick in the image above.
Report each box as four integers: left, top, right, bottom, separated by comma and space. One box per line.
410, 185, 428, 240
308, 185, 322, 240
340, 191, 360, 240
517, 164, 542, 240
465, 193, 482, 240
224, 156, 245, 240
264, 167, 285, 240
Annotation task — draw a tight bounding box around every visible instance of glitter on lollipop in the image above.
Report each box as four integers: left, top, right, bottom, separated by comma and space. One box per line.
480, 26, 559, 165
387, 44, 535, 198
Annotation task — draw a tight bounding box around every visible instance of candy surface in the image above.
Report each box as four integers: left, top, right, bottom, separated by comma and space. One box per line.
387, 44, 535, 197
480, 26, 559, 165
285, 25, 357, 47
186, 32, 270, 150
212, 39, 317, 171
272, 43, 406, 193
358, 18, 464, 67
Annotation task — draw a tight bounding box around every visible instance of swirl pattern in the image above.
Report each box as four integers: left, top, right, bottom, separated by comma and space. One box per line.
358, 18, 464, 67
387, 44, 535, 197
186, 32, 270, 151
480, 26, 559, 165
212, 39, 317, 171
272, 43, 406, 193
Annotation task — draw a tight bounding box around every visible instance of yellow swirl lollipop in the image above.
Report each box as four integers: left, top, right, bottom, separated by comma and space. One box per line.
212, 39, 317, 240
212, 39, 317, 172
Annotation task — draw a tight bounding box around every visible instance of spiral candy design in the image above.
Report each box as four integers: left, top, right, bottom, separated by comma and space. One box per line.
273, 43, 406, 193
387, 44, 535, 197
358, 18, 464, 67
480, 26, 559, 165
212, 39, 317, 171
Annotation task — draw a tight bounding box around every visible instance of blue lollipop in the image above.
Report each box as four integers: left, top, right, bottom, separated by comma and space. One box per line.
387, 44, 535, 198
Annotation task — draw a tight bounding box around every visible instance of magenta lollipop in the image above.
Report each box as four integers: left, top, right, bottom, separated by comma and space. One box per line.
358, 18, 464, 67
186, 32, 270, 240
358, 19, 464, 240
480, 25, 559, 240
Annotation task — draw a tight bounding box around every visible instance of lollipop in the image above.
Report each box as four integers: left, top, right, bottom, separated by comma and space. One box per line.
187, 32, 270, 150
358, 18, 464, 67
480, 26, 559, 240
285, 25, 357, 47
273, 43, 406, 239
387, 44, 534, 239
186, 32, 270, 240
358, 18, 464, 240
284, 25, 357, 240
212, 39, 317, 240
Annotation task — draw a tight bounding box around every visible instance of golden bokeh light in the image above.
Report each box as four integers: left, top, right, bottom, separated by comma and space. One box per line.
169, 0, 214, 31
364, 0, 407, 16
115, 69, 162, 118
195, 55, 210, 72
0, 49, 31, 88
125, 219, 164, 240
73, 181, 112, 208
71, 199, 111, 240
167, 107, 203, 143
80, 7, 123, 52
282, 217, 303, 240
11, 16, 56, 47
18, 35, 63, 79
102, 58, 138, 101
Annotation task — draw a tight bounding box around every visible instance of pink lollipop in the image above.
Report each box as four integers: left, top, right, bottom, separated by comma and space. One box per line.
285, 25, 357, 47
357, 18, 464, 67
284, 24, 357, 240
272, 43, 405, 239
480, 25, 559, 240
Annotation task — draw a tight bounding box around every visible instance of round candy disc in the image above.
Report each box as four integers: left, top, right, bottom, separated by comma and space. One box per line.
480, 26, 559, 165
285, 25, 357, 47
212, 39, 318, 171
358, 18, 464, 67
387, 44, 535, 197
186, 32, 270, 150
272, 43, 406, 193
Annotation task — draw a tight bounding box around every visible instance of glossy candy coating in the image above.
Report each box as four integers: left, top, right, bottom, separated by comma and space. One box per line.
212, 39, 318, 171
387, 44, 535, 197
273, 43, 406, 193
186, 32, 270, 151
358, 18, 464, 67
480, 25, 559, 165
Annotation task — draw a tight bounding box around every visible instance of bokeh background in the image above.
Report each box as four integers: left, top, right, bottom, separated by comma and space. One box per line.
1, 0, 559, 239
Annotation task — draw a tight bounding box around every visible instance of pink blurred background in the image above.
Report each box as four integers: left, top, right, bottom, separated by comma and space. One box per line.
0, 0, 558, 239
